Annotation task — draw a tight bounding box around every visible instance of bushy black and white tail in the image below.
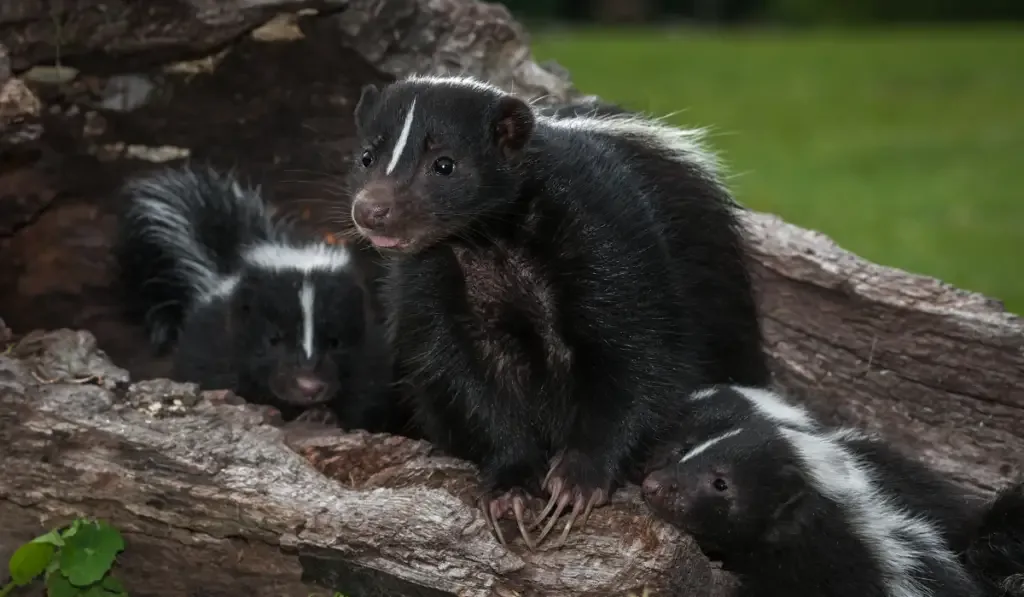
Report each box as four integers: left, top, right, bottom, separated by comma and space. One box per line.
964, 481, 1024, 596
114, 164, 283, 352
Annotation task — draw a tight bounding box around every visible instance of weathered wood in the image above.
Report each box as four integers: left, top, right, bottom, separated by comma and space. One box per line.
0, 0, 575, 102
0, 329, 730, 597
745, 211, 1024, 494
0, 0, 343, 71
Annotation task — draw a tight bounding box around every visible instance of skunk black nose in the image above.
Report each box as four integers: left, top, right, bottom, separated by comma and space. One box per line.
352, 189, 394, 230
295, 375, 325, 397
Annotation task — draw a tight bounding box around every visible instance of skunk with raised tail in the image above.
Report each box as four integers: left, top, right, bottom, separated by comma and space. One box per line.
114, 164, 407, 432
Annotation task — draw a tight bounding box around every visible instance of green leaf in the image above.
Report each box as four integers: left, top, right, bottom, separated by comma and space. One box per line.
32, 530, 65, 548
99, 576, 125, 594
58, 522, 125, 587
82, 584, 119, 597
61, 520, 85, 540
46, 572, 80, 597
8, 541, 56, 585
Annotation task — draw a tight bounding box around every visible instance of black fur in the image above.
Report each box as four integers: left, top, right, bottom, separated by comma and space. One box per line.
964, 481, 1024, 596
171, 261, 400, 428
642, 419, 984, 597
340, 76, 769, 507
114, 164, 407, 432
646, 385, 987, 555
641, 385, 823, 477
114, 164, 280, 352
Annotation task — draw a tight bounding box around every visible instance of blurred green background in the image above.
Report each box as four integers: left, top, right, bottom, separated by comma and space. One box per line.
496, 0, 1023, 314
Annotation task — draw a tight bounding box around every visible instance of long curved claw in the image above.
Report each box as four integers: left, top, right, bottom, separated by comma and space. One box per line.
579, 489, 604, 530
479, 495, 507, 547
479, 488, 540, 550
551, 491, 603, 549
543, 452, 565, 487
535, 491, 573, 544
529, 477, 564, 531
512, 496, 537, 551
532, 450, 615, 548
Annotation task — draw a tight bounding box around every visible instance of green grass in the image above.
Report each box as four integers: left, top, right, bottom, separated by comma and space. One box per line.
531, 26, 1024, 314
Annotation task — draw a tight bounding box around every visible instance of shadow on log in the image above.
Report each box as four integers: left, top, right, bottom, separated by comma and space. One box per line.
0, 0, 1022, 595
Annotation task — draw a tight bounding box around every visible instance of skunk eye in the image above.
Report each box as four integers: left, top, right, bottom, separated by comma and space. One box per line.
326, 337, 342, 349
266, 332, 283, 347
432, 157, 455, 176
361, 149, 375, 168
712, 478, 729, 492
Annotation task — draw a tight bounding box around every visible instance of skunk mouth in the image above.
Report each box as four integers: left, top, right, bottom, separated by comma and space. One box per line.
367, 235, 406, 249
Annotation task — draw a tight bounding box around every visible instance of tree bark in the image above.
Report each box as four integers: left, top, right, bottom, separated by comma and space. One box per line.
0, 0, 1022, 595
746, 211, 1024, 494
0, 329, 731, 597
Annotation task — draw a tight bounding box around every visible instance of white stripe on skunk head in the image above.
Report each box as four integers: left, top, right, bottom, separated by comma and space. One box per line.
299, 280, 315, 360
680, 428, 744, 463
241, 242, 351, 273
240, 241, 354, 363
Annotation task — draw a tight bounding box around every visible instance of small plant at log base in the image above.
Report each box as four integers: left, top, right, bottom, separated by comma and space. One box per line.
3, 518, 127, 597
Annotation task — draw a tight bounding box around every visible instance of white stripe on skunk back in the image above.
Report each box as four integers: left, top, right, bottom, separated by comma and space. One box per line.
780, 426, 969, 597
690, 385, 819, 431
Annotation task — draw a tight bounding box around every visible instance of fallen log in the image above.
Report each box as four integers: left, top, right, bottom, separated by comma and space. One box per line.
0, 0, 1022, 594
747, 212, 1024, 493
2, 224, 1020, 597
0, 0, 340, 72
0, 0, 574, 101
0, 329, 731, 597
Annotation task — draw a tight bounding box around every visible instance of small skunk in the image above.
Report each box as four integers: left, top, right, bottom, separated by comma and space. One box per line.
643, 415, 985, 596
640, 384, 823, 477
643, 385, 986, 550
963, 481, 1024, 596
337, 74, 770, 548
114, 165, 405, 431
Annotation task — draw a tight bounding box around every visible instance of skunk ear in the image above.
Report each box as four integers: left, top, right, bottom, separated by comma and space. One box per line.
763, 464, 812, 544
492, 95, 535, 158
354, 84, 381, 134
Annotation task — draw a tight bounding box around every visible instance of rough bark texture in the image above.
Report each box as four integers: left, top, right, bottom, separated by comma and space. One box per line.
745, 211, 1024, 494
0, 329, 730, 597
0, 0, 1022, 595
